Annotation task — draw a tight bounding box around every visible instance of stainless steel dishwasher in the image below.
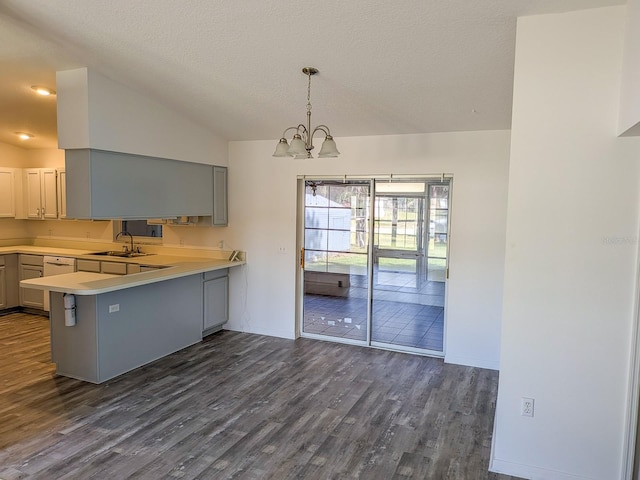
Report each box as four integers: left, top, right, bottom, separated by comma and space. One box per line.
43, 256, 76, 311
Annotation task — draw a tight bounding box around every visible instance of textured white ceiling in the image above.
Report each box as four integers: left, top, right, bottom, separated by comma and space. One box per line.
0, 0, 625, 149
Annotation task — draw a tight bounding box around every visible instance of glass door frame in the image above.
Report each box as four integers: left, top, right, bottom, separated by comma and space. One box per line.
297, 178, 373, 347
296, 175, 452, 358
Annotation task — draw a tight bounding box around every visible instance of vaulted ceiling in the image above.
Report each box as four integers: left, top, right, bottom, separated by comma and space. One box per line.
0, 0, 625, 150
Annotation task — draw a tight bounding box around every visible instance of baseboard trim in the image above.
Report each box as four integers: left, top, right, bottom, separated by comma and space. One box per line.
444, 353, 500, 371
224, 323, 296, 340
0, 306, 47, 317
490, 458, 597, 480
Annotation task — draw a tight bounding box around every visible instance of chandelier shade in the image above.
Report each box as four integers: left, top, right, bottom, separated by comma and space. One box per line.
318, 135, 340, 157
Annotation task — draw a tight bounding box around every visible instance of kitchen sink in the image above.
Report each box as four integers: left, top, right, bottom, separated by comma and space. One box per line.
91, 251, 153, 258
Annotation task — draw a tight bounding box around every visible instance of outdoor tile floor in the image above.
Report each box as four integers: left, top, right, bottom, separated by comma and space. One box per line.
303, 285, 445, 352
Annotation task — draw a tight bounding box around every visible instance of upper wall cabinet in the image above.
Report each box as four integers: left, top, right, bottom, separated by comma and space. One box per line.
0, 169, 15, 217
65, 149, 226, 221
57, 168, 67, 219
213, 166, 227, 227
25, 169, 58, 220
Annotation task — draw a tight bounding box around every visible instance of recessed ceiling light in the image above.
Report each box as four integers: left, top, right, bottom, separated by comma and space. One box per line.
15, 132, 34, 140
31, 85, 56, 96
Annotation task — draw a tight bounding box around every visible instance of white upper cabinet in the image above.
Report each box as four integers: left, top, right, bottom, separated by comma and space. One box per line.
41, 169, 58, 219
25, 170, 42, 219
0, 169, 15, 217
24, 168, 60, 220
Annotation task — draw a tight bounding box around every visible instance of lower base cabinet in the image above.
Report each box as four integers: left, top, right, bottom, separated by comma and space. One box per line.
0, 254, 30, 311
203, 269, 228, 334
19, 255, 44, 309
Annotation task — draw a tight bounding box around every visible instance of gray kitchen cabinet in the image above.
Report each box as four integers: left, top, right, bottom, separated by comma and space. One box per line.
203, 268, 228, 334
57, 168, 67, 219
77, 259, 101, 272
0, 255, 21, 310
213, 166, 228, 226
79, 261, 162, 275
19, 255, 44, 308
65, 149, 218, 220
0, 255, 19, 310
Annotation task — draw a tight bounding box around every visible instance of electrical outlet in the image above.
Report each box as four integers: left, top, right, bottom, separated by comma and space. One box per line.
278, 247, 287, 254
108, 304, 120, 313
521, 397, 534, 417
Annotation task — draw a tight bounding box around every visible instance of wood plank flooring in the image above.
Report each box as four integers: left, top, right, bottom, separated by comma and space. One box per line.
0, 312, 520, 479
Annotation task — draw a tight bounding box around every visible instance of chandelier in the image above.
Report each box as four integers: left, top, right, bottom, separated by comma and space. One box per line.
272, 67, 340, 159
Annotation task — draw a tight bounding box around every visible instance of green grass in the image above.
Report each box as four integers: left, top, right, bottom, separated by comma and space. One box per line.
306, 241, 447, 274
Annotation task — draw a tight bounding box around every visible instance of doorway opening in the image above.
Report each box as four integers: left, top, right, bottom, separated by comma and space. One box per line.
299, 177, 451, 356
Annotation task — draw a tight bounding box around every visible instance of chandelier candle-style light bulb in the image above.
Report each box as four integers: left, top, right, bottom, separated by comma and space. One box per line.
273, 67, 340, 159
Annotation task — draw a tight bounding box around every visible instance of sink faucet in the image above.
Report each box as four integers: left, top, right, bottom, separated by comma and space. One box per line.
116, 231, 135, 253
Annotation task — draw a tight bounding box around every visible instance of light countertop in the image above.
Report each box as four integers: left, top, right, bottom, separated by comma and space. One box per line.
6, 245, 245, 295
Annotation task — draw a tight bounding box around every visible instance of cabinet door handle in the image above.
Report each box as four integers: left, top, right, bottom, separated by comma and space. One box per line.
36, 207, 40, 216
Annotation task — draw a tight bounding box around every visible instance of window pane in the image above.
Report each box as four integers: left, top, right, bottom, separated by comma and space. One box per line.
305, 207, 328, 229
327, 252, 367, 275
433, 212, 448, 234
305, 229, 328, 251
305, 184, 329, 205
328, 184, 369, 208
379, 257, 417, 274
328, 230, 352, 252
305, 250, 327, 272
428, 235, 447, 258
121, 220, 162, 238
327, 207, 351, 230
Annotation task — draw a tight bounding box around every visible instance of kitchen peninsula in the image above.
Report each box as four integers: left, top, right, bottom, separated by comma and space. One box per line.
18, 248, 244, 384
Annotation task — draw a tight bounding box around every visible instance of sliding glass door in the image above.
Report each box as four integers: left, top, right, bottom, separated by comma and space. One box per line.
301, 181, 370, 343
371, 182, 447, 353
299, 177, 449, 355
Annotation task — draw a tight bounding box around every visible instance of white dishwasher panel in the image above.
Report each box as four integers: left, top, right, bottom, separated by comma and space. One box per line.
43, 256, 76, 311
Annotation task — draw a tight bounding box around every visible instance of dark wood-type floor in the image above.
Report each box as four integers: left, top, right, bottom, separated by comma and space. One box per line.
0, 312, 520, 479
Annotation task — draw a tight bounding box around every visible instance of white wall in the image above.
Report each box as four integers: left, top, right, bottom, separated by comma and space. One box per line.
57, 67, 228, 166
492, 7, 640, 480
619, 0, 640, 136
226, 131, 510, 368
26, 148, 64, 168
25, 219, 114, 242
0, 142, 64, 169
0, 142, 28, 168
0, 218, 27, 241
